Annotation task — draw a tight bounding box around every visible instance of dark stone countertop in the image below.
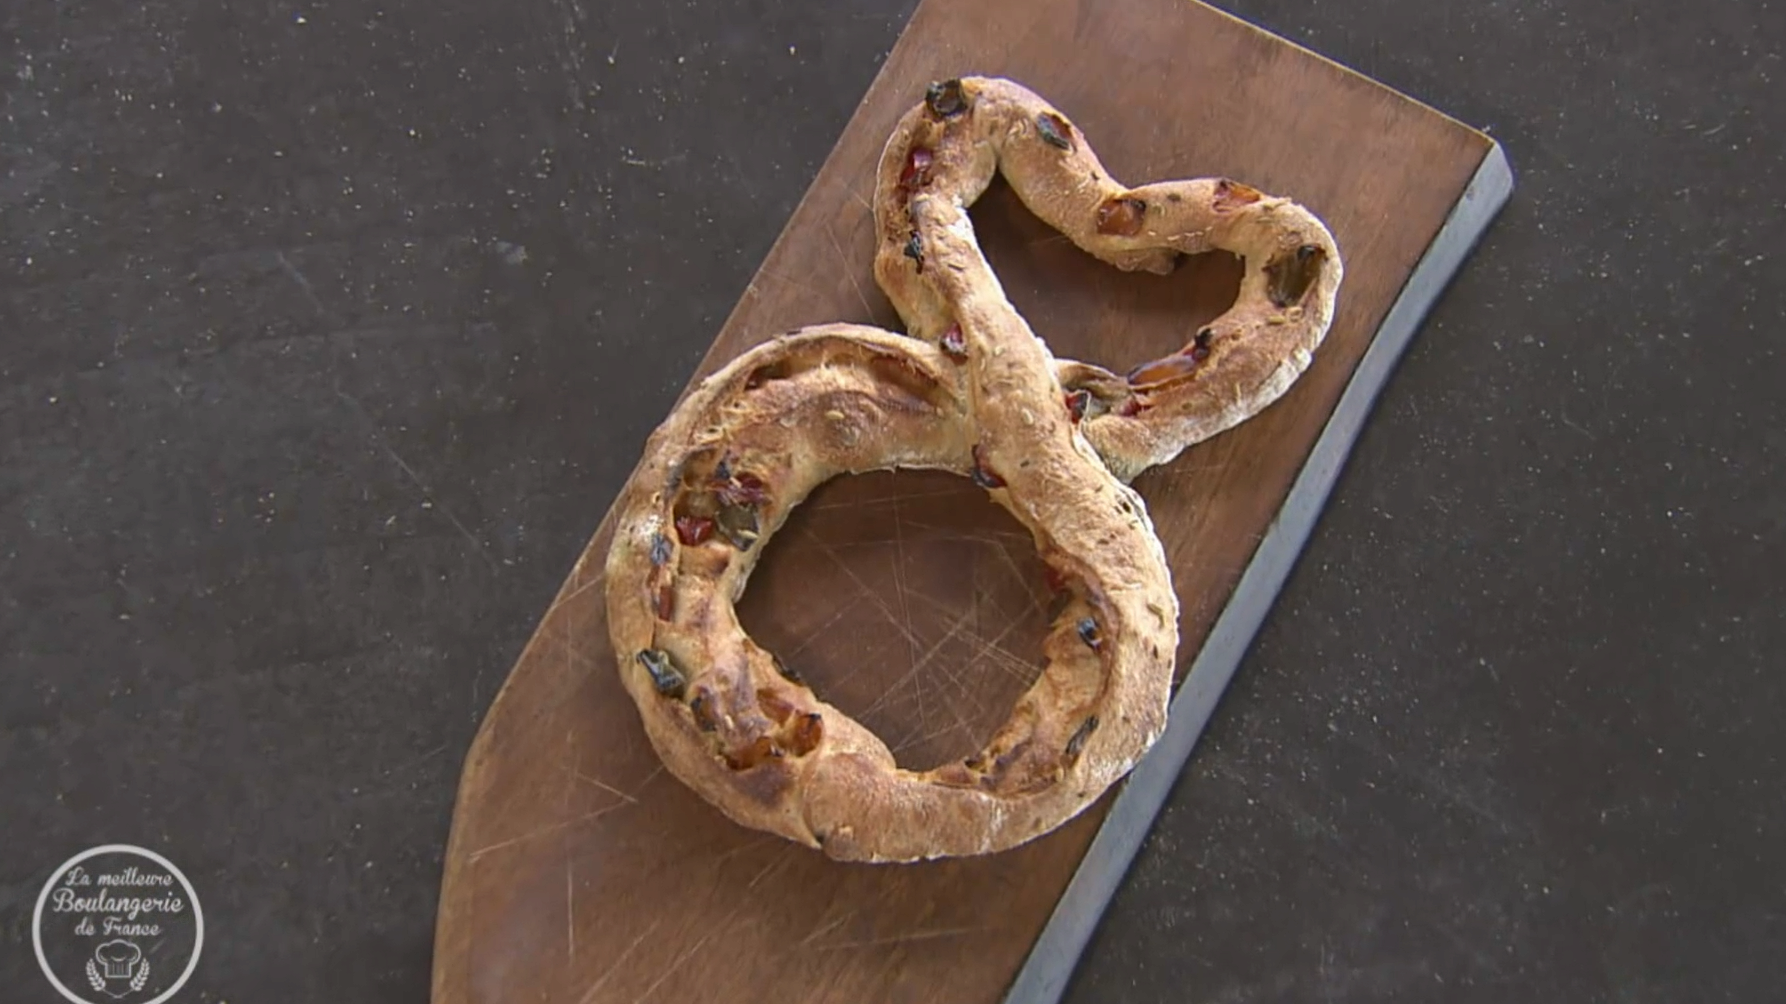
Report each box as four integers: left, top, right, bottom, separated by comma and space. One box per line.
2, 0, 1780, 1000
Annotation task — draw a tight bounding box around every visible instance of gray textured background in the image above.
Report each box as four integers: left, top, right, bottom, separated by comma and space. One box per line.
2, 0, 1781, 1000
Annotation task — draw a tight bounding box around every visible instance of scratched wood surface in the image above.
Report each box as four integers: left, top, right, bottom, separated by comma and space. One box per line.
431, 1, 1493, 1001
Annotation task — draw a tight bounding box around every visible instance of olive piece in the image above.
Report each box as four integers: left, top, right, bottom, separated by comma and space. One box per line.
1266, 244, 1326, 308
903, 231, 924, 272
637, 649, 687, 698
771, 652, 805, 686
1065, 715, 1100, 758
1035, 112, 1073, 150
716, 503, 760, 550
925, 78, 968, 117
970, 444, 1006, 489
1077, 617, 1102, 650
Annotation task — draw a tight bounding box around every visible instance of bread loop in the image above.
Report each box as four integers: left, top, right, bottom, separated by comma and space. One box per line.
874, 77, 1343, 482
604, 321, 1177, 863
604, 76, 1342, 863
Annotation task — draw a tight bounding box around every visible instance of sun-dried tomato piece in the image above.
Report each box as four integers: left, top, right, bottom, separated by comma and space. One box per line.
1095, 197, 1147, 236
715, 471, 770, 508
675, 515, 714, 546
786, 712, 823, 756
899, 147, 934, 191
724, 735, 782, 771
1065, 389, 1091, 422
1212, 178, 1263, 212
757, 690, 794, 724
1127, 354, 1203, 389
940, 322, 967, 361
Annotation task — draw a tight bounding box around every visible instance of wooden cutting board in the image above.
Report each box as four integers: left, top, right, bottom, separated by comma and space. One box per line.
430, 1, 1510, 1002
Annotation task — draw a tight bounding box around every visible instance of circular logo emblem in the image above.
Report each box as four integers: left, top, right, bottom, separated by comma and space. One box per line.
32, 845, 204, 1004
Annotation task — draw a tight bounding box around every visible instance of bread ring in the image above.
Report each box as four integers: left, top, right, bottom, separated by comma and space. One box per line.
873, 77, 1343, 482
603, 321, 1178, 863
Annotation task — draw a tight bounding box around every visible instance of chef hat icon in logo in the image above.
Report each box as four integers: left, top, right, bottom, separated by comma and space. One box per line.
86, 939, 150, 996
95, 940, 141, 979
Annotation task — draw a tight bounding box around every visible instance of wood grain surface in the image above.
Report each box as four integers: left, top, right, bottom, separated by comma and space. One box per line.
431, 1, 1492, 1001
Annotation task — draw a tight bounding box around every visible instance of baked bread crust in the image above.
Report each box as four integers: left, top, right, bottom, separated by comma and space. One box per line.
874, 77, 1342, 482
601, 76, 1343, 863
604, 324, 1176, 862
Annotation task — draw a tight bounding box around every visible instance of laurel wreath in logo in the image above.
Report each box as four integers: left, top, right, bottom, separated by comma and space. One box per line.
84, 958, 150, 994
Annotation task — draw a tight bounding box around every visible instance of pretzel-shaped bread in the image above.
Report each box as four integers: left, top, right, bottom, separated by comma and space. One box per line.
604, 77, 1341, 862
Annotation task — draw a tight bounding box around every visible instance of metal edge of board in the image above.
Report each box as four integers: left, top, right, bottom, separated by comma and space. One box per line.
1001, 140, 1516, 1004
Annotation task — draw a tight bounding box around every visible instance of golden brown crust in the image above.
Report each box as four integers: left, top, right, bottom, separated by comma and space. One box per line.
604, 324, 1177, 862
601, 75, 1344, 863
873, 77, 1344, 482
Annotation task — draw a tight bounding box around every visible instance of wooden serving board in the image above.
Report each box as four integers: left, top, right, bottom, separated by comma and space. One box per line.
430, 2, 1511, 1002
